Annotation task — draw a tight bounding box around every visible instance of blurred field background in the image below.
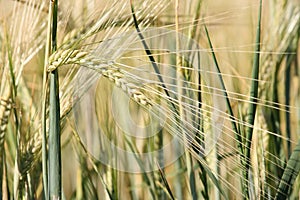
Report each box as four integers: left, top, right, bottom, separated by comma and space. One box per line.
0, 0, 299, 199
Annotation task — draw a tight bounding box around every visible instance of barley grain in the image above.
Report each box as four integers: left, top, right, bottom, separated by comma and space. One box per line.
99, 67, 153, 107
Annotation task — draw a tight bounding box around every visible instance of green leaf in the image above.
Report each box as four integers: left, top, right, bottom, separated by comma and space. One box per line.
275, 139, 300, 199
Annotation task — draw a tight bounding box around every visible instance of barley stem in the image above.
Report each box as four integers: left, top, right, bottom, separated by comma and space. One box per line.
244, 0, 262, 198
48, 0, 62, 199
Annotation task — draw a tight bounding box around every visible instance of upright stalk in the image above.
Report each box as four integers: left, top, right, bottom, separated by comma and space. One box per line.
6, 31, 21, 200
42, 0, 54, 198
174, 1, 185, 199
244, 0, 262, 198
48, 0, 61, 199
284, 49, 294, 158
175, 1, 198, 199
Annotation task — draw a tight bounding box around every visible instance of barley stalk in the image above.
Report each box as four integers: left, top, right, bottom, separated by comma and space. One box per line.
1, 0, 299, 199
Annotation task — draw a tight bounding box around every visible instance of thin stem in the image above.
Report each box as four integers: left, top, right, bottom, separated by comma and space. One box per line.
244, 0, 262, 198
48, 0, 61, 199
41, 0, 53, 198
5, 30, 21, 200
284, 49, 294, 158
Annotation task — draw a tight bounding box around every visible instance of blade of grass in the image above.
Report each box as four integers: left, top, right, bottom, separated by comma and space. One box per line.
275, 139, 300, 199
194, 18, 210, 198
196, 46, 210, 200
198, 162, 209, 200
48, 0, 62, 199
244, 0, 262, 198
284, 48, 295, 158
156, 161, 175, 200
204, 24, 240, 200
203, 25, 242, 154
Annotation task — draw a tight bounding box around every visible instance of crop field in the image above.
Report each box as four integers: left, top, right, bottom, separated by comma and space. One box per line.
0, 0, 299, 199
